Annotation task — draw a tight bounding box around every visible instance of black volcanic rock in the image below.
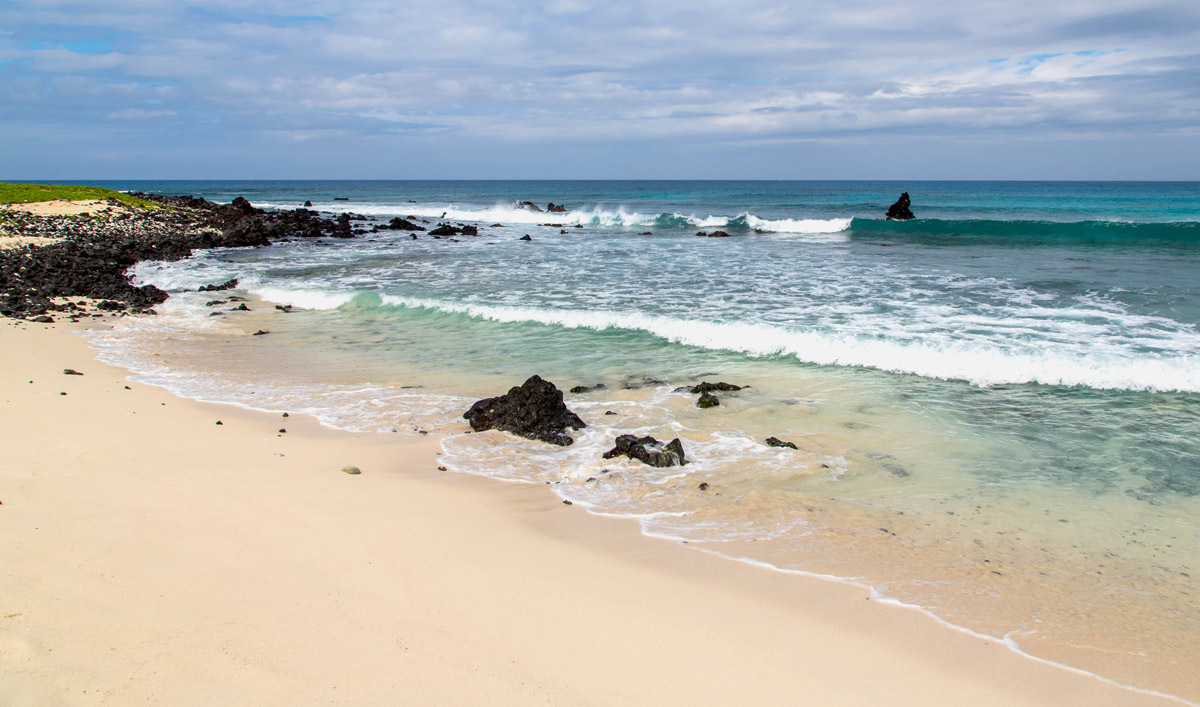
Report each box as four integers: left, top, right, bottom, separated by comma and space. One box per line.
386, 217, 426, 231
766, 436, 798, 449
602, 434, 688, 467
674, 381, 744, 393
517, 201, 543, 212
462, 375, 586, 446
546, 203, 568, 213
697, 390, 720, 408
199, 278, 239, 292
1, 195, 346, 319
886, 192, 915, 220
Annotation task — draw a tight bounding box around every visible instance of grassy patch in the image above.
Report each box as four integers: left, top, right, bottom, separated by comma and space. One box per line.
0, 182, 165, 210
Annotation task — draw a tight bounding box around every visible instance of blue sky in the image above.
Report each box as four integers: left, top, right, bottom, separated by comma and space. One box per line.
1, 0, 1198, 179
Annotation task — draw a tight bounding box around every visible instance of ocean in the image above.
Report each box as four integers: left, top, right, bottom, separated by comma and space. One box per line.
72, 180, 1199, 700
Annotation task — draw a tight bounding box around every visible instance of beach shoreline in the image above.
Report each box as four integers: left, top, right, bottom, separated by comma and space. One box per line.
0, 316, 1184, 705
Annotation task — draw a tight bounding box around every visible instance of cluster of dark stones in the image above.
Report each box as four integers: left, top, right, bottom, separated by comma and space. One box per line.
463, 376, 811, 474
1, 194, 348, 319
462, 376, 693, 469
695, 230, 731, 238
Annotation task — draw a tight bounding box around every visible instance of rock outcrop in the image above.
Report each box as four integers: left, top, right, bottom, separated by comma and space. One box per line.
0, 195, 346, 319
462, 375, 586, 446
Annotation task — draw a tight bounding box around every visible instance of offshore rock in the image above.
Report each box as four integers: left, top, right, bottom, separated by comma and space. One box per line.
707, 230, 731, 238
886, 192, 915, 220
546, 203, 568, 213
517, 201, 543, 212
462, 375, 586, 446
602, 434, 688, 468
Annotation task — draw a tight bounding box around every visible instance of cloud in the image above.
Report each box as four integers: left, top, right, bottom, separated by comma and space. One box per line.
1, 0, 1197, 177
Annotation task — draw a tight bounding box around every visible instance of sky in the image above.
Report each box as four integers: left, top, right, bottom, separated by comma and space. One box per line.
1, 0, 1198, 179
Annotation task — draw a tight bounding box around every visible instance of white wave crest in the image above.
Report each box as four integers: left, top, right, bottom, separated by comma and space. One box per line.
256, 200, 851, 234
378, 296, 1200, 393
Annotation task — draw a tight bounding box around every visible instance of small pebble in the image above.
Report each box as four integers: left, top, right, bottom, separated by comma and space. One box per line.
698, 482, 709, 491
562, 500, 573, 505
278, 428, 286, 433
63, 369, 83, 376
437, 466, 448, 471
215, 421, 223, 425
341, 466, 361, 475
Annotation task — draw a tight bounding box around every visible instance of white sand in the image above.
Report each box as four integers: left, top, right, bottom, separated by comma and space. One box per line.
0, 319, 1180, 706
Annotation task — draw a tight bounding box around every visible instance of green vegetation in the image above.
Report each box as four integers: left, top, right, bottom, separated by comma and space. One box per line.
0, 182, 165, 210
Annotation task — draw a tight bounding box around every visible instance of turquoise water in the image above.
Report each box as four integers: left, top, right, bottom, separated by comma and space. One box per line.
81, 180, 1200, 699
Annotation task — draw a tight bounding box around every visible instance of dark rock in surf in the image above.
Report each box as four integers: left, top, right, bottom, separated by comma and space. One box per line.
517, 201, 543, 212
707, 231, 731, 238
602, 434, 687, 468
569, 383, 606, 394
333, 197, 350, 201
765, 436, 798, 449
547, 203, 568, 213
429, 223, 477, 237
199, 278, 239, 292
675, 381, 744, 394
462, 375, 586, 446
304, 200, 313, 207
886, 192, 915, 220
697, 391, 720, 408
331, 213, 354, 238
519, 234, 532, 241
386, 217, 426, 231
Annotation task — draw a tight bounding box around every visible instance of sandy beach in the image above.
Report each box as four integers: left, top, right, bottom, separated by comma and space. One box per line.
0, 317, 1182, 706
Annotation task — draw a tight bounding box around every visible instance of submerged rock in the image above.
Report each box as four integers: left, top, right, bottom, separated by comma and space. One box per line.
697, 390, 720, 408
569, 383, 607, 394
675, 381, 744, 394
462, 375, 586, 446
602, 434, 687, 468
886, 192, 915, 220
